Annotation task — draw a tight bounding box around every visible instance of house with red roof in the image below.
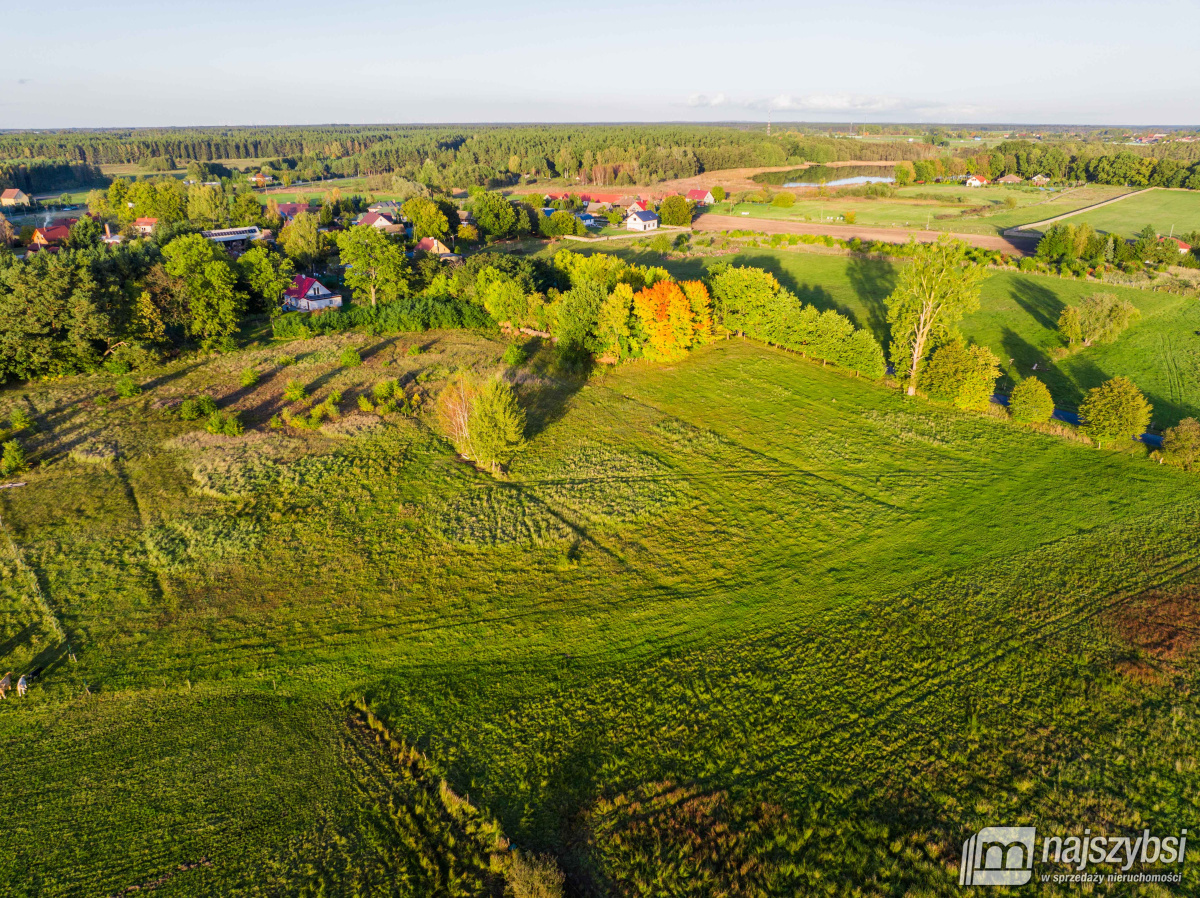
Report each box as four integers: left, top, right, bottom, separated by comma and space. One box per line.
275, 202, 309, 222
133, 217, 158, 236
685, 189, 715, 204
1161, 236, 1193, 255
626, 199, 651, 214
965, 175, 990, 187
356, 211, 395, 230
282, 275, 341, 312
30, 222, 74, 247
1, 188, 31, 208
414, 236, 453, 256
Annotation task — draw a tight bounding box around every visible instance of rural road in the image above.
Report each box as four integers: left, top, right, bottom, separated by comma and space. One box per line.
693, 213, 1040, 255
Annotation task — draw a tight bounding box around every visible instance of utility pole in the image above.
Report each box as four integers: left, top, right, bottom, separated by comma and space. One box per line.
767, 109, 771, 137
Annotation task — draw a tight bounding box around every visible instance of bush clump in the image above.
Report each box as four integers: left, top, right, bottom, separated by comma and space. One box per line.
205, 411, 244, 436
115, 376, 142, 398
340, 347, 363, 368
502, 343, 527, 367
179, 396, 219, 421
240, 368, 260, 388
1008, 377, 1054, 424
0, 440, 28, 476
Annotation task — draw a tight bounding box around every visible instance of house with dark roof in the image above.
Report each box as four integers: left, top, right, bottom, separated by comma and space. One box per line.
626, 209, 659, 231
275, 202, 309, 222
1, 188, 31, 208
283, 275, 341, 312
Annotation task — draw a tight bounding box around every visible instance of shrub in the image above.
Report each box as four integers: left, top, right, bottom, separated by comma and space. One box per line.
205, 411, 244, 436
649, 234, 672, 256
8, 408, 33, 433
357, 395, 375, 413
406, 344, 423, 357
470, 379, 526, 473
179, 396, 218, 421
771, 192, 795, 208
372, 380, 397, 401
115, 376, 142, 398
919, 341, 1000, 411
276, 354, 296, 366
1008, 377, 1054, 424
1161, 417, 1200, 471
503, 342, 527, 367
844, 211, 857, 224
340, 347, 363, 368
240, 368, 260, 388
506, 851, 565, 898
283, 380, 308, 404
0, 440, 27, 476
1079, 376, 1151, 447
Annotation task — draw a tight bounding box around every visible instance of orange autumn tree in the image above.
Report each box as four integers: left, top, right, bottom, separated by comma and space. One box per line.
633, 280, 698, 360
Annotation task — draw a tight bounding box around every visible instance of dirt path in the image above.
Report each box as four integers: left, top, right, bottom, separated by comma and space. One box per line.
1004, 187, 1153, 236
693, 213, 1040, 255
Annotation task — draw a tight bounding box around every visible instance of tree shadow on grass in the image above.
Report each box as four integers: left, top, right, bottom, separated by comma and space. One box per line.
1008, 277, 1067, 333
1000, 325, 1088, 409
846, 254, 896, 347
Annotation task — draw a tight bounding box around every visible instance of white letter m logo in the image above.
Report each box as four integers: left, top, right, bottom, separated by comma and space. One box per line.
959, 826, 1036, 886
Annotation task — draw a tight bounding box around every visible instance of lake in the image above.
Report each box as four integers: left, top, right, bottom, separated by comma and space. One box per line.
753, 164, 896, 187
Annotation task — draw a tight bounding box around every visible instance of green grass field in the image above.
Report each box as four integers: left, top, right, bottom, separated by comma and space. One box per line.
715, 185, 1134, 236
556, 242, 1200, 426
1027, 187, 1200, 239
2, 305, 1200, 894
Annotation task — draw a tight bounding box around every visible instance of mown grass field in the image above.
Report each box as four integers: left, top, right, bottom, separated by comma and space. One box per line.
2, 315, 1200, 895
558, 242, 1200, 426
715, 185, 1133, 236
1031, 187, 1200, 239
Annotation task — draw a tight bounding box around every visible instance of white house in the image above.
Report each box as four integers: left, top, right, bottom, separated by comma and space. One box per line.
283, 275, 341, 312
965, 175, 989, 187
626, 210, 659, 231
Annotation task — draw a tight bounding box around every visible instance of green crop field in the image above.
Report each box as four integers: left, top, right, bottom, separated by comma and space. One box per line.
717, 185, 1133, 236
552, 242, 1200, 427
1026, 187, 1200, 239
2, 301, 1200, 895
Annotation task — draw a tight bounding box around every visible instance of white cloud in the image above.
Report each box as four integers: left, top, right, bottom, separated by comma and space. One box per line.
687, 92, 728, 108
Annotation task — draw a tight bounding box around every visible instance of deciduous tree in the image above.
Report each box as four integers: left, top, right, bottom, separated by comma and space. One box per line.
1079, 376, 1151, 447
885, 236, 985, 395
335, 225, 409, 307
1008, 376, 1054, 424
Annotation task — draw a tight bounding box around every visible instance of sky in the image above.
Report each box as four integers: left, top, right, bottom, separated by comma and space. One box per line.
2, 0, 1198, 129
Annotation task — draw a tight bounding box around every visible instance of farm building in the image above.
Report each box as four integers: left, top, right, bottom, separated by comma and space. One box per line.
685, 189, 715, 204
965, 175, 990, 187
996, 174, 1023, 184
626, 210, 659, 231
283, 275, 341, 312
201, 225, 262, 254
133, 217, 158, 236
1, 188, 31, 208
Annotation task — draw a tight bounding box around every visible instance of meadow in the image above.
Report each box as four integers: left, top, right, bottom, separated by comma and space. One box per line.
1028, 187, 1200, 239
716, 184, 1133, 236
557, 241, 1200, 427
1, 306, 1200, 895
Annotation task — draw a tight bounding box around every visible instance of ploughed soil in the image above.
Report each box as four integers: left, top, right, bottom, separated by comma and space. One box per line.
692, 213, 1040, 255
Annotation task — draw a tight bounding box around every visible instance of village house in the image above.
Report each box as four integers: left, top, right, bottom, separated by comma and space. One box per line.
1031, 174, 1051, 186
133, 217, 158, 236
248, 172, 275, 188
275, 202, 309, 222
414, 236, 453, 256
283, 275, 341, 312
356, 211, 395, 230
626, 209, 659, 231
368, 200, 402, 216
1, 188, 31, 208
685, 188, 715, 204
626, 199, 650, 215
30, 220, 75, 247
996, 174, 1023, 184
1160, 236, 1193, 255
965, 175, 990, 187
